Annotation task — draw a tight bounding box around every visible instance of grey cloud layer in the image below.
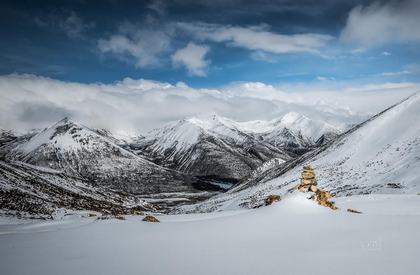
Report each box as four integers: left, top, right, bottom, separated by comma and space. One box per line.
340, 0, 420, 46
1, 74, 417, 135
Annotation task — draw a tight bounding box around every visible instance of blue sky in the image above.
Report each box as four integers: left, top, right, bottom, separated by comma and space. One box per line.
1, 0, 419, 87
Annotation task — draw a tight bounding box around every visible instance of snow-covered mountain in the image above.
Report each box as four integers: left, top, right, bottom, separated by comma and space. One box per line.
0, 129, 17, 147
131, 112, 340, 181
1, 118, 209, 195
131, 114, 293, 182
185, 92, 420, 212
234, 112, 341, 153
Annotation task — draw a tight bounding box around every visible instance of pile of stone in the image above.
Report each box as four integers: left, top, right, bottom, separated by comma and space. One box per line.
296, 165, 337, 210
297, 165, 318, 192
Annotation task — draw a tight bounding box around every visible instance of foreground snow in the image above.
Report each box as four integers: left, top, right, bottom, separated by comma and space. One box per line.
1, 194, 420, 275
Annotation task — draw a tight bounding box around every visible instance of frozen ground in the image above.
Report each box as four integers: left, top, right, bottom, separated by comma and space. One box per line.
1, 193, 420, 275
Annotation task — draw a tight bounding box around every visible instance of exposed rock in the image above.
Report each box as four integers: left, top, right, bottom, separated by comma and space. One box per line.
114, 215, 126, 220
143, 215, 160, 222
386, 182, 403, 189
296, 165, 317, 192
347, 208, 362, 214
265, 195, 281, 206
296, 165, 337, 210
315, 190, 337, 210
131, 210, 144, 216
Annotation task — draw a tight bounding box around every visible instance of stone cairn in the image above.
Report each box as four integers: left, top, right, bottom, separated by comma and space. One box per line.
297, 165, 318, 192
296, 165, 337, 210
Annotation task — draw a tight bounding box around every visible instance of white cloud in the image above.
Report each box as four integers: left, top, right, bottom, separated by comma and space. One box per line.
340, 0, 420, 46
60, 12, 95, 39
0, 74, 418, 135
381, 70, 411, 76
316, 76, 335, 81
177, 22, 333, 55
98, 22, 172, 68
171, 42, 210, 76
147, 0, 166, 16
35, 11, 95, 39
98, 21, 333, 70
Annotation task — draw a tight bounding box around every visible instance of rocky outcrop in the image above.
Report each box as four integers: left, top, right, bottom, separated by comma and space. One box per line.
314, 190, 337, 210
143, 215, 160, 222
265, 195, 281, 206
296, 165, 337, 210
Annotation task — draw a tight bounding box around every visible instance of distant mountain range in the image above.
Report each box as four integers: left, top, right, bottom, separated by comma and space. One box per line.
6, 99, 417, 218
129, 113, 339, 182
184, 92, 420, 212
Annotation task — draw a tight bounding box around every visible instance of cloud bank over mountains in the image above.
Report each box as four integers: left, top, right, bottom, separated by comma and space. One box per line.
1, 74, 417, 136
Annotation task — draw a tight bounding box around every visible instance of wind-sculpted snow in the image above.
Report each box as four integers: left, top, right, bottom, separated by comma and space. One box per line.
184, 92, 420, 212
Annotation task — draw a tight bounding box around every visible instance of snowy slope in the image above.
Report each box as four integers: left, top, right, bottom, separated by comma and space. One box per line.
1, 193, 420, 275
0, 160, 153, 218
1, 118, 206, 195
186, 92, 420, 212
132, 114, 292, 181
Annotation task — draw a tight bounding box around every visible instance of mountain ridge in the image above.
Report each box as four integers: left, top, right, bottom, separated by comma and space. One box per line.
182, 91, 420, 212
1, 117, 211, 195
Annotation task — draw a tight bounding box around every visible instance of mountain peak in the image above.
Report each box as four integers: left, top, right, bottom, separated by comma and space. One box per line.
280, 112, 306, 125
53, 116, 78, 127
185, 113, 237, 131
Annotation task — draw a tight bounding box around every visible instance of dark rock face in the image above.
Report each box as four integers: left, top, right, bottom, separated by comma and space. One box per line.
0, 129, 17, 147
315, 132, 340, 146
